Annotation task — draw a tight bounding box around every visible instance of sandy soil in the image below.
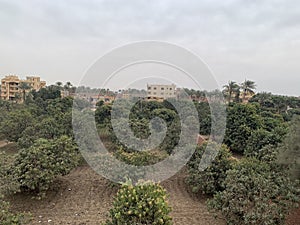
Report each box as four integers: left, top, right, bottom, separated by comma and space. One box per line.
9, 165, 224, 225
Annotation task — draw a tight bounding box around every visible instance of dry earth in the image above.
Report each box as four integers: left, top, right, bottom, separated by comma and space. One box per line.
8, 165, 224, 225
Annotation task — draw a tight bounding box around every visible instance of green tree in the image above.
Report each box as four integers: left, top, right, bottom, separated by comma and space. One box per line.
208, 158, 299, 225
0, 152, 28, 224
187, 142, 234, 195
11, 136, 80, 197
224, 103, 262, 153
19, 82, 32, 102
241, 79, 256, 102
277, 115, 300, 180
223, 81, 240, 103
55, 81, 63, 89
0, 109, 35, 142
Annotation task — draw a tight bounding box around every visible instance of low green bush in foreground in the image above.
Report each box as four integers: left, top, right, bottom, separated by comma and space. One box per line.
104, 181, 172, 225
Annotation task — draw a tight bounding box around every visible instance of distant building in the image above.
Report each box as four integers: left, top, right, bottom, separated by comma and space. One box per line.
0, 75, 46, 101
25, 76, 46, 90
147, 84, 177, 101
75, 92, 115, 107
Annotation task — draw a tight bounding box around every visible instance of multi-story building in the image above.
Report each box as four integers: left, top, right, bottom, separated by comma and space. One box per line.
147, 84, 177, 101
0, 75, 46, 101
25, 76, 46, 90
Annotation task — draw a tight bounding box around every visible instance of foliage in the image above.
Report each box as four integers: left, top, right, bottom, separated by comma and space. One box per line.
224, 103, 262, 153
187, 142, 234, 195
0, 152, 29, 224
11, 136, 80, 197
244, 128, 284, 158
0, 109, 35, 142
31, 85, 61, 101
223, 81, 240, 103
0, 152, 18, 194
96, 100, 181, 155
115, 148, 168, 167
240, 79, 256, 101
208, 158, 300, 225
250, 92, 300, 119
18, 114, 72, 149
277, 115, 300, 180
104, 181, 172, 225
0, 197, 29, 225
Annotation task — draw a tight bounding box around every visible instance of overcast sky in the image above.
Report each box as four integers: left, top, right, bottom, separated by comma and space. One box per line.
0, 0, 299, 95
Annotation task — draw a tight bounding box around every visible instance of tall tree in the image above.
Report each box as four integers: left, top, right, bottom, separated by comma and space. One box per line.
241, 79, 256, 102
55, 81, 63, 90
63, 82, 73, 91
223, 81, 240, 103
18, 82, 31, 102
277, 115, 300, 180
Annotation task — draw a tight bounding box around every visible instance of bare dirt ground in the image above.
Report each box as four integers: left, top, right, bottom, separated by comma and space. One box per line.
2, 141, 297, 225
8, 165, 224, 225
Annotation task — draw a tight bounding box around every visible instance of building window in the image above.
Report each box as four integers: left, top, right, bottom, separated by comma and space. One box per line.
153, 92, 156, 95
148, 86, 151, 90
170, 88, 172, 90
161, 87, 164, 90
154, 87, 157, 90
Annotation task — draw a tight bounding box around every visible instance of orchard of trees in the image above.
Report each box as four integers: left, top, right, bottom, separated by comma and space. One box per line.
0, 81, 299, 224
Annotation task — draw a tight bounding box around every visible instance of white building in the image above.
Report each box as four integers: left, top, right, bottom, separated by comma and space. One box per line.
147, 84, 177, 101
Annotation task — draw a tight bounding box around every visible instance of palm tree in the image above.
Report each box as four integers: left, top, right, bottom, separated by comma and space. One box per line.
64, 81, 73, 91
223, 81, 240, 103
19, 82, 32, 102
241, 79, 256, 102
56, 81, 63, 90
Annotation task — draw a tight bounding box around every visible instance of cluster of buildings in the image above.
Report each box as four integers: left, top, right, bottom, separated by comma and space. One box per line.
0, 75, 226, 105
0, 75, 46, 101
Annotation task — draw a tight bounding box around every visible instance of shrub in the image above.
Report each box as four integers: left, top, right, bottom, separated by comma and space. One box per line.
208, 158, 299, 225
0, 152, 30, 224
277, 115, 300, 180
0, 196, 31, 225
245, 126, 286, 158
11, 136, 80, 197
224, 103, 262, 153
0, 152, 19, 194
115, 148, 168, 167
187, 142, 234, 195
104, 181, 172, 225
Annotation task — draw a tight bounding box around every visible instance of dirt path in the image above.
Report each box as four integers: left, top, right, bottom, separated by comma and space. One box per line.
9, 166, 117, 225
9, 165, 223, 225
161, 169, 224, 225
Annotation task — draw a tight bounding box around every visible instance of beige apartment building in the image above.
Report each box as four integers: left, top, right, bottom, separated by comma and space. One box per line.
147, 84, 177, 101
0, 75, 46, 101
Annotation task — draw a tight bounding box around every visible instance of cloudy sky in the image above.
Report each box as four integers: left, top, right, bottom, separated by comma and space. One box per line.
0, 0, 299, 95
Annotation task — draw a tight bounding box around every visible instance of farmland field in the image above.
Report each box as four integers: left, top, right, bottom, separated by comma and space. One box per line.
7, 164, 224, 225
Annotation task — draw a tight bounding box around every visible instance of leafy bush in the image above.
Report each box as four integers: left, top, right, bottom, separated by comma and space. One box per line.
244, 128, 284, 157
187, 142, 234, 195
115, 148, 168, 167
11, 136, 80, 197
208, 158, 299, 225
0, 197, 28, 225
0, 152, 18, 194
0, 152, 30, 224
104, 182, 172, 225
224, 103, 262, 153
277, 115, 300, 180
246, 144, 280, 163
0, 109, 35, 142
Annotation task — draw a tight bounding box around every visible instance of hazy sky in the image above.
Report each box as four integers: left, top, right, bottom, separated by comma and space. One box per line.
0, 0, 299, 95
